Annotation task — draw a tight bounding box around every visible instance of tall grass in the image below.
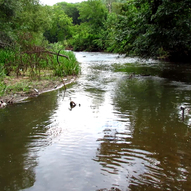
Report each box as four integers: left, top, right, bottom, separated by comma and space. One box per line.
0, 49, 13, 96
0, 43, 80, 78
0, 49, 15, 76
52, 50, 80, 77
0, 39, 81, 98
3, 81, 32, 94
0, 81, 6, 97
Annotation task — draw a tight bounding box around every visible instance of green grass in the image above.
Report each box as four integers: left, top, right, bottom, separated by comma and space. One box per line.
0, 81, 7, 97
0, 43, 81, 79
111, 63, 137, 73
0, 43, 81, 98
6, 82, 31, 94
0, 74, 64, 98
52, 50, 80, 77
0, 49, 15, 76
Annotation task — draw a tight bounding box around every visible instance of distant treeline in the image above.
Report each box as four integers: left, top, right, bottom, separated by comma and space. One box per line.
1, 0, 191, 61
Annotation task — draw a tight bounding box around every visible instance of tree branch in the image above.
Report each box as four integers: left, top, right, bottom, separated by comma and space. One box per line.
23, 50, 69, 60
46, 50, 69, 59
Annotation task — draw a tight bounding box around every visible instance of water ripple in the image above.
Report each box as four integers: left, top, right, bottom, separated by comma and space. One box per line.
95, 128, 167, 188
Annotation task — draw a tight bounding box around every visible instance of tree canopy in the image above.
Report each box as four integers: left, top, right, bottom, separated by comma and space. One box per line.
0, 0, 51, 47
0, 0, 190, 61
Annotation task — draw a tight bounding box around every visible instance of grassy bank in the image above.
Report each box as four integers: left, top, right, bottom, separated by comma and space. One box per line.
0, 74, 76, 103
0, 44, 80, 103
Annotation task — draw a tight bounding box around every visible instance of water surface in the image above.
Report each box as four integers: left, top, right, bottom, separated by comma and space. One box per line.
1, 52, 191, 191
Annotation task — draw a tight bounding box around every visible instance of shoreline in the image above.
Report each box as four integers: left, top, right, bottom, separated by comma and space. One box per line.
0, 75, 77, 106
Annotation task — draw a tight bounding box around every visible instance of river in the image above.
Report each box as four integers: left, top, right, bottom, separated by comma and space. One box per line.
0, 52, 191, 191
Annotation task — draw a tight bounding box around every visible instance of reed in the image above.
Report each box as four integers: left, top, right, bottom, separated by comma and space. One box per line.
52, 50, 80, 77
0, 49, 15, 76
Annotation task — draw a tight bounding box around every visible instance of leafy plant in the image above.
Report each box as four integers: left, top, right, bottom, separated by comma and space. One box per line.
0, 82, 5, 96
51, 48, 80, 76
0, 49, 15, 75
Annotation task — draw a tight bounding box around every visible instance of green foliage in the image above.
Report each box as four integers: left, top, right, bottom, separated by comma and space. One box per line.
16, 2, 52, 33
0, 0, 52, 48
79, 0, 107, 31
0, 0, 18, 29
102, 12, 119, 52
4, 81, 31, 94
71, 24, 102, 51
44, 5, 73, 43
150, 0, 191, 60
107, 1, 142, 54
0, 49, 15, 76
1, 0, 190, 63
70, 0, 191, 61
111, 0, 191, 60
0, 63, 6, 79
56, 2, 81, 25
51, 45, 80, 76
0, 81, 7, 97
0, 0, 18, 48
0, 0, 81, 99
0, 33, 51, 78
102, 0, 126, 12
71, 0, 108, 51
0, 37, 80, 80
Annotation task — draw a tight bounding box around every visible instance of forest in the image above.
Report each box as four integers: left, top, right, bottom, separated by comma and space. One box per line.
0, 0, 191, 81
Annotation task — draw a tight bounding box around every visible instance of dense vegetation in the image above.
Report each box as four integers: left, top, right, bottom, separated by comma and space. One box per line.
0, 0, 80, 83
0, 0, 190, 82
43, 0, 191, 62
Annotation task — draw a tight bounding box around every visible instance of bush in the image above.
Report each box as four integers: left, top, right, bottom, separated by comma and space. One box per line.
52, 49, 80, 77
0, 49, 15, 76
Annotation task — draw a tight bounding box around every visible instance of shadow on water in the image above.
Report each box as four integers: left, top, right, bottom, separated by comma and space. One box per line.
95, 75, 191, 190
0, 91, 59, 190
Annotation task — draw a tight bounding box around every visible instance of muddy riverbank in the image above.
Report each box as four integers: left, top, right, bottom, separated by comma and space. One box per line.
0, 75, 76, 105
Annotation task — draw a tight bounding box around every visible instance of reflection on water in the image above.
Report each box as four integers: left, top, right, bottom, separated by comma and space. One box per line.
1, 52, 191, 191
0, 92, 58, 190
97, 75, 191, 190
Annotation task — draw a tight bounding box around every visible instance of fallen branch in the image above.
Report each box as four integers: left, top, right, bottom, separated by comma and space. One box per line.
46, 50, 69, 60
0, 41, 12, 48
57, 49, 63, 66
23, 50, 69, 60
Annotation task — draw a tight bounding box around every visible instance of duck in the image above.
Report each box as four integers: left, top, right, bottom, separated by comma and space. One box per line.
70, 100, 76, 108
69, 97, 76, 109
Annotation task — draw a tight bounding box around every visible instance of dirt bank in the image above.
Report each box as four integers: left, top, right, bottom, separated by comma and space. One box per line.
0, 75, 76, 105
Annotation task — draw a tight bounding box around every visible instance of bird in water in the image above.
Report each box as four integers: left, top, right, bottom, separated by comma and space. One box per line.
70, 101, 76, 108
70, 98, 76, 109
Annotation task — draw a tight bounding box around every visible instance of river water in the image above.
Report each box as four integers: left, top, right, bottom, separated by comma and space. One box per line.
1, 52, 191, 191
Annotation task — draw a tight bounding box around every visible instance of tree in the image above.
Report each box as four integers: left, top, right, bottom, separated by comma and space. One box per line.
79, 0, 107, 33
0, 0, 52, 48
56, 2, 81, 25
0, 0, 19, 47
149, 0, 191, 61
43, 5, 73, 43
111, 0, 191, 61
101, 0, 126, 12
72, 0, 108, 51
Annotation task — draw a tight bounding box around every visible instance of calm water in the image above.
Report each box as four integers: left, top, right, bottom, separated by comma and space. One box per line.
1, 52, 191, 191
